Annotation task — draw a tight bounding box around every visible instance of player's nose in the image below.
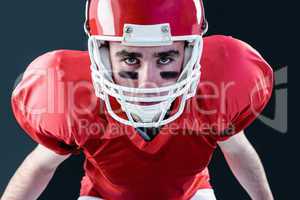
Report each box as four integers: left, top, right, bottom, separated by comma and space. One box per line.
138, 63, 160, 89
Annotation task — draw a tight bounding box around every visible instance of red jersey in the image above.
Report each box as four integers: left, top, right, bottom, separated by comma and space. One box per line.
11, 35, 273, 200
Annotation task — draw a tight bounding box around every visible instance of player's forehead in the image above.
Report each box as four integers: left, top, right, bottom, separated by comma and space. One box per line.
109, 41, 185, 56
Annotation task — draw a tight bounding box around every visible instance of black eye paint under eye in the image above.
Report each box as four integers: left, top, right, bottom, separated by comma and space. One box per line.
160, 71, 180, 79
118, 71, 138, 79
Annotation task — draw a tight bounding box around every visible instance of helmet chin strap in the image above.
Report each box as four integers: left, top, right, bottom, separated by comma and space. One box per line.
119, 100, 172, 123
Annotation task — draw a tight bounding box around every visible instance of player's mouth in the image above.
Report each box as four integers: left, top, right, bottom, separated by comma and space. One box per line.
137, 102, 160, 106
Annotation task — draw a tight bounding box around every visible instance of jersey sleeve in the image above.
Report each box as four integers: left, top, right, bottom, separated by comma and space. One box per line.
11, 52, 79, 155
199, 36, 273, 141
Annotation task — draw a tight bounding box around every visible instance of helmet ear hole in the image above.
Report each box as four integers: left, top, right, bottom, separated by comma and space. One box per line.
84, 0, 91, 36
201, 19, 209, 35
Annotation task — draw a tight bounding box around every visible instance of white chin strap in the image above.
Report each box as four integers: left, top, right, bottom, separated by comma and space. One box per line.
88, 23, 203, 128
120, 101, 172, 123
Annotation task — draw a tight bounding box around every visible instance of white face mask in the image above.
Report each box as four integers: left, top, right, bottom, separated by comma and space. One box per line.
88, 24, 203, 128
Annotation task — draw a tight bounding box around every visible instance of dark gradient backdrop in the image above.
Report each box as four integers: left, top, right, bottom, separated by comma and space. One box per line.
0, 1, 295, 199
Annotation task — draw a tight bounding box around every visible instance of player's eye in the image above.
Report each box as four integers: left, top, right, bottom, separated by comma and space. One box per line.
160, 71, 180, 79
118, 71, 138, 80
157, 57, 173, 65
122, 57, 140, 65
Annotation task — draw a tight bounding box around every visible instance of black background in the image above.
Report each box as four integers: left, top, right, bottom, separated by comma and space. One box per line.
0, 1, 295, 199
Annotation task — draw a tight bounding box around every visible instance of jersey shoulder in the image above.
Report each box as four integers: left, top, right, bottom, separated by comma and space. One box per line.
11, 50, 106, 154
201, 35, 272, 78
22, 50, 91, 80
191, 35, 273, 140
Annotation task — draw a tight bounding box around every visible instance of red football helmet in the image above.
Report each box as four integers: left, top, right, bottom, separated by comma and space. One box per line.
84, 0, 208, 37
85, 0, 208, 128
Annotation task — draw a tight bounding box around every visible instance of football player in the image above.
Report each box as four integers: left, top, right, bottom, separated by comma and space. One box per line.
2, 0, 274, 200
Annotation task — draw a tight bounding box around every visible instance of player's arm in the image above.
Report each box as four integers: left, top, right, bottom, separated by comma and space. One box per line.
217, 131, 274, 200
1, 144, 70, 200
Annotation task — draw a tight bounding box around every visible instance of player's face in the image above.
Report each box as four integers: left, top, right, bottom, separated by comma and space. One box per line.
109, 42, 185, 91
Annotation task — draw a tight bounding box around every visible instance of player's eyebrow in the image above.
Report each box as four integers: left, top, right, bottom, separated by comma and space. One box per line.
154, 50, 180, 58
115, 50, 143, 58
115, 50, 180, 58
